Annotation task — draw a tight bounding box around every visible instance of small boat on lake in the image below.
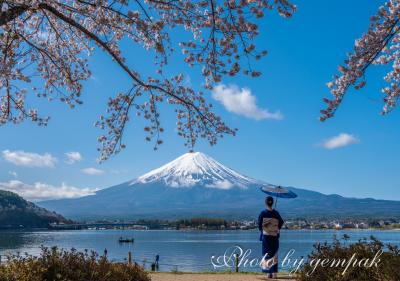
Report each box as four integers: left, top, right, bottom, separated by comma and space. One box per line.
118, 237, 134, 243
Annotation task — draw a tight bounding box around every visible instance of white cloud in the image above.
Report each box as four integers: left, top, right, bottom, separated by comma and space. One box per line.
322, 133, 360, 149
206, 180, 234, 190
0, 180, 98, 201
8, 171, 18, 178
65, 151, 83, 164
212, 84, 283, 120
82, 167, 104, 175
2, 150, 57, 167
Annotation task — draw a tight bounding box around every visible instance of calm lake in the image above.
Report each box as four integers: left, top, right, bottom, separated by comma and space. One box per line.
0, 229, 399, 272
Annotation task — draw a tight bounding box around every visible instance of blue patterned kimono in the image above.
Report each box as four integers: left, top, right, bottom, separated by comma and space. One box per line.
258, 209, 284, 274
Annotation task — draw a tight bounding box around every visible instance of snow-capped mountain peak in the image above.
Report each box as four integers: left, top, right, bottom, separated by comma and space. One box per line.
134, 152, 259, 189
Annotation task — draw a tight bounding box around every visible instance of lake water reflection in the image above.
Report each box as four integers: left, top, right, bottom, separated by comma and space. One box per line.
0, 229, 399, 272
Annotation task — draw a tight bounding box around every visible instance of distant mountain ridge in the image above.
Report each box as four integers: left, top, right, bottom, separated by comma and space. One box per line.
0, 190, 70, 228
39, 152, 400, 220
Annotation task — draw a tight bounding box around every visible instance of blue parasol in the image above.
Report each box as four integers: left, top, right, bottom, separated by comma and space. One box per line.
260, 184, 297, 207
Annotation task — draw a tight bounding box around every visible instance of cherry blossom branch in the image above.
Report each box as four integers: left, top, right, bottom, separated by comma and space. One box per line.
40, 2, 231, 133
1, 0, 295, 160
41, 4, 190, 109
0, 4, 28, 25
322, 0, 400, 121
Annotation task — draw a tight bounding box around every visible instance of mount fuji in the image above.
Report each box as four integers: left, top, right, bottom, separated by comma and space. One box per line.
135, 152, 260, 189
39, 152, 400, 220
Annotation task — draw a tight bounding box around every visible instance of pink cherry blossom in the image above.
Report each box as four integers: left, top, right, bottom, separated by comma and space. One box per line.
322, 0, 400, 121
0, 0, 295, 160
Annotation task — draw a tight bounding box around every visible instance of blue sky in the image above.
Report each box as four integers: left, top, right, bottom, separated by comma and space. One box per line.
1, 0, 399, 201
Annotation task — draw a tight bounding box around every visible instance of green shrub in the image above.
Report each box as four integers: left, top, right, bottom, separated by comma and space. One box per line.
0, 247, 150, 281
298, 235, 400, 281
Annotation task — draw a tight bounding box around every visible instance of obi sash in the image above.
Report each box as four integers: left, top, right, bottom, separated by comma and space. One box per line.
262, 217, 279, 236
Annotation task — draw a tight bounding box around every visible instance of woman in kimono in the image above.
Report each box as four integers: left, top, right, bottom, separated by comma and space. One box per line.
258, 196, 284, 279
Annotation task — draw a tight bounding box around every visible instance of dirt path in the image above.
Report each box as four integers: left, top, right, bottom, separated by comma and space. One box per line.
150, 273, 296, 281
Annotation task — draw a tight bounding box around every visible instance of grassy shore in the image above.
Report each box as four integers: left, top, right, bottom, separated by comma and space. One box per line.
150, 272, 297, 281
